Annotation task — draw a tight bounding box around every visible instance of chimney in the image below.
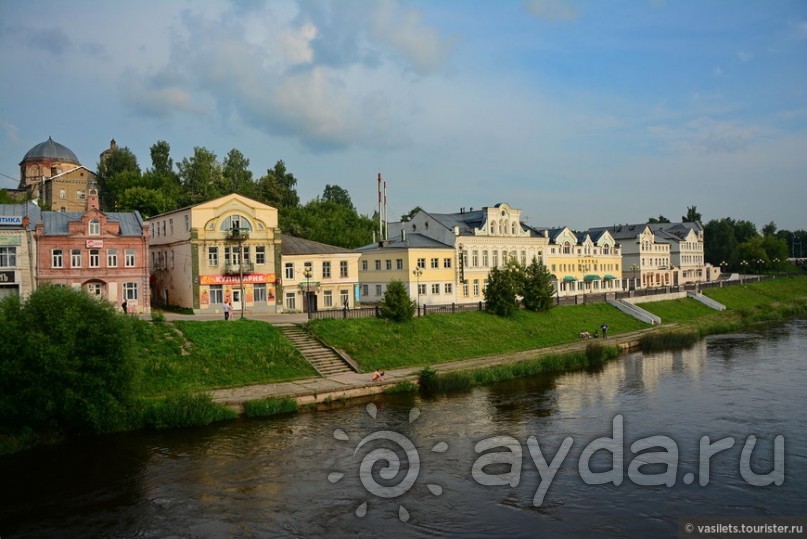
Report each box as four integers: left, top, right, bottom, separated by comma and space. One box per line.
22, 216, 30, 229
87, 187, 100, 211
401, 229, 406, 242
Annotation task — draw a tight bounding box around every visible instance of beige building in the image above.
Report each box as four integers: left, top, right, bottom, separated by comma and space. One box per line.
18, 137, 95, 212
541, 227, 623, 296
649, 222, 706, 285
590, 224, 673, 289
357, 232, 457, 306
388, 203, 550, 304
280, 235, 361, 313
146, 194, 282, 315
0, 201, 40, 300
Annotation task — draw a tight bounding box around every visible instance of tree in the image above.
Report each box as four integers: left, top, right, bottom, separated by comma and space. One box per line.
117, 186, 175, 218
734, 220, 758, 244
522, 257, 555, 312
149, 140, 174, 177
379, 280, 416, 322
0, 285, 137, 434
762, 221, 777, 237
222, 149, 256, 198
257, 160, 300, 210
682, 205, 702, 223
484, 263, 521, 317
401, 206, 423, 222
321, 184, 354, 210
96, 146, 142, 210
704, 218, 740, 268
282, 200, 375, 249
647, 215, 670, 224
178, 147, 225, 205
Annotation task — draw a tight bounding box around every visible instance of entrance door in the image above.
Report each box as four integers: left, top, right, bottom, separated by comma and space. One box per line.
232, 289, 242, 314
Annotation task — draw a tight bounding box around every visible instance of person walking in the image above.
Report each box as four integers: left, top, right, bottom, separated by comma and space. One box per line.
600, 323, 608, 338
223, 300, 231, 321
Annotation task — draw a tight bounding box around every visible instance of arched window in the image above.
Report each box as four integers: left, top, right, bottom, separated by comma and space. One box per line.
562, 242, 571, 254
511, 222, 516, 235
490, 221, 496, 235
499, 222, 505, 235
603, 244, 610, 255
89, 219, 100, 236
220, 214, 253, 232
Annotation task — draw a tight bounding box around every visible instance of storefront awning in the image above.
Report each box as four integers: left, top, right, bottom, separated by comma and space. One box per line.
604, 274, 616, 280
563, 276, 577, 282
584, 274, 601, 281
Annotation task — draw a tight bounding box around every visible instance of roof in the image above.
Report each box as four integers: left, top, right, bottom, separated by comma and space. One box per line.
281, 235, 358, 256
356, 233, 453, 252
20, 137, 80, 166
0, 201, 41, 229
588, 223, 649, 240
40, 210, 145, 236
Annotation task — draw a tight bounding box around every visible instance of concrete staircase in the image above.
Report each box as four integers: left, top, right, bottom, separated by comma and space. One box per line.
279, 325, 356, 376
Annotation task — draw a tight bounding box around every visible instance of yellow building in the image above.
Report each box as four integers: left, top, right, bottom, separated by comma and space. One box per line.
357, 232, 457, 306
542, 227, 623, 296
280, 235, 361, 313
146, 194, 281, 315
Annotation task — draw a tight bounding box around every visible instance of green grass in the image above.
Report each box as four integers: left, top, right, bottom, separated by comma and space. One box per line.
137, 392, 237, 429
243, 396, 299, 418
704, 276, 807, 309
308, 304, 648, 371
639, 297, 718, 322
135, 319, 317, 397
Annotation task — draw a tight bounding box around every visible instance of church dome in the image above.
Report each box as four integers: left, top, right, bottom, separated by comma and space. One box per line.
19, 137, 80, 166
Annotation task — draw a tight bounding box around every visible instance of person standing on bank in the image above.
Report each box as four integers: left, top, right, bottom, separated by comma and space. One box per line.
223, 300, 231, 321
601, 323, 608, 338
122, 299, 128, 315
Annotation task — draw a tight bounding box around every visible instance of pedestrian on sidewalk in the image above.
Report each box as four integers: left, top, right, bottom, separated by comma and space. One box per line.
601, 323, 608, 338
223, 301, 231, 321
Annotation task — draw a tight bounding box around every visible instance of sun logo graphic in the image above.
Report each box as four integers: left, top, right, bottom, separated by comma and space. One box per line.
328, 402, 447, 523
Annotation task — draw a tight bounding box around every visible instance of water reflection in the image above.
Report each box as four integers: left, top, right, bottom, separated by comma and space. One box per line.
1, 320, 805, 538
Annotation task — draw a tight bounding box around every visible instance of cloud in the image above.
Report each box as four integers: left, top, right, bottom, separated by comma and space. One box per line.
737, 50, 753, 62
524, 0, 579, 22
25, 27, 72, 55
648, 117, 762, 155
2, 121, 19, 143
713, 66, 723, 77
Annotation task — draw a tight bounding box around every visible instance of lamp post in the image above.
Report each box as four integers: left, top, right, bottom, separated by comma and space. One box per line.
413, 266, 423, 315
303, 266, 312, 319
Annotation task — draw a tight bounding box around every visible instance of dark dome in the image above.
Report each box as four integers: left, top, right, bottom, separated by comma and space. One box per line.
20, 137, 80, 166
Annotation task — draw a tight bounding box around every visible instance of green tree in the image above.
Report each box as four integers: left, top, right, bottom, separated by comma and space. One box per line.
379, 280, 416, 322
0, 285, 137, 434
117, 186, 175, 218
704, 218, 740, 269
96, 146, 142, 210
401, 206, 423, 222
282, 200, 375, 249
522, 256, 555, 312
178, 147, 225, 205
223, 149, 256, 198
733, 220, 758, 244
321, 184, 354, 210
484, 263, 521, 317
647, 215, 670, 224
682, 205, 702, 223
149, 140, 174, 177
257, 160, 300, 210
762, 221, 777, 237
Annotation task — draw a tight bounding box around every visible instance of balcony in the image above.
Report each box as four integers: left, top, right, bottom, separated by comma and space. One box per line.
226, 228, 250, 241
224, 261, 254, 274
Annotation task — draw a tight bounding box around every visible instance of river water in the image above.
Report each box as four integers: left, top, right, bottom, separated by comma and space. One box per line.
1, 320, 805, 538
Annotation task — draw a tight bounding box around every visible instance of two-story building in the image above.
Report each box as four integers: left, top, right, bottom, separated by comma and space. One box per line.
35, 188, 151, 312
280, 235, 361, 313
590, 224, 672, 289
356, 231, 456, 306
146, 194, 282, 315
0, 201, 40, 300
387, 203, 550, 304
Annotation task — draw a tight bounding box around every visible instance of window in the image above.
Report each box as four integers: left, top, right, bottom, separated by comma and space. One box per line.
76, 190, 86, 200
208, 247, 219, 266
89, 249, 100, 268
482, 251, 489, 266
286, 293, 296, 310
396, 259, 403, 270
0, 247, 16, 267
322, 261, 331, 278
89, 219, 100, 235
361, 284, 368, 296
386, 259, 392, 270
473, 279, 480, 296
521, 251, 526, 265
472, 251, 479, 267
375, 260, 381, 271
431, 283, 440, 294
492, 250, 498, 267
444, 283, 453, 294
340, 261, 348, 278
256, 246, 266, 265
210, 285, 223, 304
107, 249, 118, 267
124, 282, 138, 300
340, 289, 349, 307
431, 258, 439, 268
59, 189, 66, 199
417, 258, 426, 269
375, 284, 382, 296
71, 249, 82, 268
324, 290, 333, 308
125, 249, 135, 267
184, 215, 189, 231
85, 282, 103, 297
443, 258, 452, 268
254, 284, 267, 303
463, 283, 469, 296
220, 214, 253, 232
285, 263, 294, 279
169, 219, 174, 235
418, 284, 426, 295
362, 260, 368, 271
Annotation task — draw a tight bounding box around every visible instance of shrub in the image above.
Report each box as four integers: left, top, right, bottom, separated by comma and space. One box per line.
484, 264, 521, 317
379, 280, 416, 322
141, 392, 237, 429
243, 397, 299, 418
0, 285, 137, 434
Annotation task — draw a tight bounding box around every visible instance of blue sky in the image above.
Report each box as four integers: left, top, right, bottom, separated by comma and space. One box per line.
1, 0, 805, 231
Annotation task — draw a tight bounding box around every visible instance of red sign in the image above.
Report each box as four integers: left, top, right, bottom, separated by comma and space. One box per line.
199, 273, 276, 285
86, 239, 104, 248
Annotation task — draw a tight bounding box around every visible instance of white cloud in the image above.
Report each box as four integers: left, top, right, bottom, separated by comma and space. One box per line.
2, 121, 19, 143
524, 0, 579, 22
648, 117, 763, 155
737, 50, 753, 62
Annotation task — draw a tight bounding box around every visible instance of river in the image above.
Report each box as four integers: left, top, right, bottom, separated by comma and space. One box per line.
1, 320, 805, 538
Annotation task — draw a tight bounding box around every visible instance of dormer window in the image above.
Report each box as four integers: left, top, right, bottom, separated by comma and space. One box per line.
89, 219, 100, 236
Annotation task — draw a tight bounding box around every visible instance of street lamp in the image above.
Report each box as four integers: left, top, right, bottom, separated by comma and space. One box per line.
303, 266, 312, 319
413, 266, 423, 315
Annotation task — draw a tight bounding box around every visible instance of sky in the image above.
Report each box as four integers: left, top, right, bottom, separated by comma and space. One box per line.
1, 0, 805, 231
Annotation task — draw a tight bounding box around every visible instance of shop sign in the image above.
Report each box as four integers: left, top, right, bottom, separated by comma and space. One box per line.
0, 271, 14, 283
86, 239, 104, 248
199, 273, 276, 285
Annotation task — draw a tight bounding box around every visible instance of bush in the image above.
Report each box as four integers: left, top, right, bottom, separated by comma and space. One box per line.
141, 392, 237, 429
0, 285, 137, 434
484, 264, 521, 317
243, 397, 299, 418
379, 280, 416, 322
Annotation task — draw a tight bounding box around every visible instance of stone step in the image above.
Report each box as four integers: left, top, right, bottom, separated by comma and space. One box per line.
280, 325, 355, 376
